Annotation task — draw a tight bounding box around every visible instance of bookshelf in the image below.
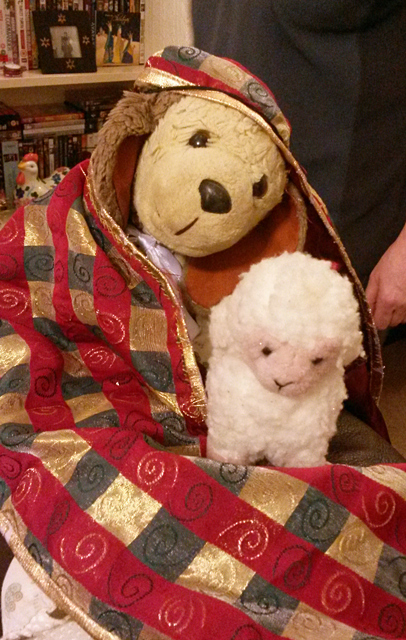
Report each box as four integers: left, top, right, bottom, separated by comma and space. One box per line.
0, 66, 143, 105
0, 0, 194, 104
0, 65, 144, 90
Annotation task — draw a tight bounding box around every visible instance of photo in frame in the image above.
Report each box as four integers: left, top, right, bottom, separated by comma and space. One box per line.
33, 11, 96, 74
95, 12, 142, 67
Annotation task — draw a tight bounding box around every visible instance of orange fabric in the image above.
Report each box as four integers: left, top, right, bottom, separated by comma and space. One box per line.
184, 193, 300, 308
112, 135, 147, 227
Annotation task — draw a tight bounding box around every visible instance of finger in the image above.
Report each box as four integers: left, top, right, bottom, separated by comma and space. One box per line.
365, 276, 379, 316
389, 306, 406, 327
372, 298, 394, 331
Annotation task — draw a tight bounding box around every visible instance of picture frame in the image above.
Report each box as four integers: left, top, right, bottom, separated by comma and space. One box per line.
33, 11, 96, 74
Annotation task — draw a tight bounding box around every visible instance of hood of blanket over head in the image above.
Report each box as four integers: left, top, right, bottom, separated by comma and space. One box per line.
87, 45, 385, 410
88, 45, 294, 232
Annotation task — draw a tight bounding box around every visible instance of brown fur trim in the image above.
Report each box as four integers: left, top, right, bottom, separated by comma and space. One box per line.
89, 90, 182, 228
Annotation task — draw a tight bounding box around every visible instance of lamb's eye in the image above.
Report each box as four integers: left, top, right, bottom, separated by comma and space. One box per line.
262, 346, 272, 356
312, 357, 324, 365
188, 130, 210, 148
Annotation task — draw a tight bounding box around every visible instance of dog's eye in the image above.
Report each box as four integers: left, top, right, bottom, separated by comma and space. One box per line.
253, 175, 268, 198
262, 346, 272, 356
312, 357, 324, 365
188, 130, 210, 148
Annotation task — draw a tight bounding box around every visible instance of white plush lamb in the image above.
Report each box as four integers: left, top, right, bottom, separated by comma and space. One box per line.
206, 252, 365, 467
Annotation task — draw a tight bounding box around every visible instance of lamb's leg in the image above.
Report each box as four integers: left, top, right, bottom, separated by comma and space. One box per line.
206, 435, 250, 466
266, 439, 328, 467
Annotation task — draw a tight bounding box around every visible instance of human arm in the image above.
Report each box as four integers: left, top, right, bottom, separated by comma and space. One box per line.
365, 223, 406, 330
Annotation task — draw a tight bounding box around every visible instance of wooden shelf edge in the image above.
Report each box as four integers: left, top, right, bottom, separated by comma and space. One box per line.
0, 65, 144, 89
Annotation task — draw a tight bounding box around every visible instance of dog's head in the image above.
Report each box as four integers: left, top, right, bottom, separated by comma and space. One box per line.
90, 89, 289, 258
133, 95, 288, 257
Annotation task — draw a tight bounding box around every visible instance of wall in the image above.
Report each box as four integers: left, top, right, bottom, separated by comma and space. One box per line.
144, 0, 194, 59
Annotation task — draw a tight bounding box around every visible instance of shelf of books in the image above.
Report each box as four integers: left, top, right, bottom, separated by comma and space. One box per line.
0, 86, 133, 211
0, 0, 147, 212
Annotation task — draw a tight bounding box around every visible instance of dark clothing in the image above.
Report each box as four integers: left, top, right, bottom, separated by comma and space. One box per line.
192, 0, 406, 285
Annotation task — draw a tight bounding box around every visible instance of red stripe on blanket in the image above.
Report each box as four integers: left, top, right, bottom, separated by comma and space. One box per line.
283, 465, 406, 554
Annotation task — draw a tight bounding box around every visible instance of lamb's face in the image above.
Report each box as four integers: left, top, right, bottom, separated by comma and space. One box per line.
134, 95, 287, 257
242, 328, 341, 397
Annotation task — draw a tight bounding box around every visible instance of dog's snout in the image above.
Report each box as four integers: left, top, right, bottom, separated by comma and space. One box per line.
199, 179, 232, 214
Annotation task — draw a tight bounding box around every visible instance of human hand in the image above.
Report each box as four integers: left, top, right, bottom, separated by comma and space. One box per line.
366, 225, 406, 330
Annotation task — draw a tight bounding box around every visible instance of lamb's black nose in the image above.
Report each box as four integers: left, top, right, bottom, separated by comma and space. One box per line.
199, 179, 232, 213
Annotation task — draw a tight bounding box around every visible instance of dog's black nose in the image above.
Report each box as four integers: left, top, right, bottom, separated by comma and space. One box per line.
199, 179, 232, 214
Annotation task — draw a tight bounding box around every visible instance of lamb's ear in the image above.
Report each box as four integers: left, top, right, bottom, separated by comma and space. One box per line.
209, 297, 234, 351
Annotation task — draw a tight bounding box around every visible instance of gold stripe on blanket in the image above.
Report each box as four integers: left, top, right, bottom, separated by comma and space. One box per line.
30, 430, 92, 486
129, 304, 169, 353
0, 334, 31, 378
239, 468, 309, 526
87, 474, 162, 546
282, 601, 355, 640
326, 514, 383, 583
66, 209, 98, 257
24, 205, 54, 247
363, 465, 406, 501
177, 542, 255, 602
66, 393, 115, 424
28, 281, 55, 320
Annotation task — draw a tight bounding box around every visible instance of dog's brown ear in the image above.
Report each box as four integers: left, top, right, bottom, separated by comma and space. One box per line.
112, 134, 147, 228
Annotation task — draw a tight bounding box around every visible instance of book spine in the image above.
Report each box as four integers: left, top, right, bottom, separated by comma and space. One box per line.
0, 109, 21, 134
15, 0, 28, 69
54, 135, 60, 168
23, 0, 32, 68
72, 134, 80, 165
139, 0, 145, 63
8, 0, 19, 64
1, 138, 19, 205
3, 0, 13, 64
19, 138, 37, 164
49, 136, 56, 173
34, 137, 43, 178
61, 135, 68, 166
23, 124, 86, 137
0, 0, 8, 65
24, 117, 84, 129
22, 111, 84, 124
28, 0, 38, 68
42, 136, 49, 177
66, 135, 74, 167
0, 130, 22, 141
57, 135, 63, 168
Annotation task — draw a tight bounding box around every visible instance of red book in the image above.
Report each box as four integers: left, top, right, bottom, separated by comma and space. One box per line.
14, 103, 85, 124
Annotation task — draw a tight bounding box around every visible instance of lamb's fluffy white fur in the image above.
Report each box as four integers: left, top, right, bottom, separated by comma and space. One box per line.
206, 252, 364, 467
